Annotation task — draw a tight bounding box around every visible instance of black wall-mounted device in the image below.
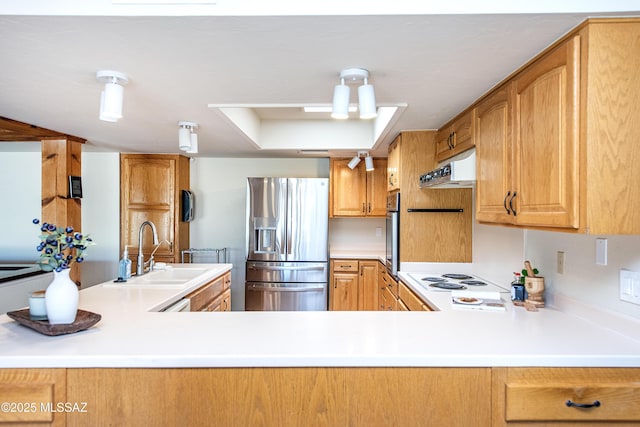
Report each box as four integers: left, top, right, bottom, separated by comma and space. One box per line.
68, 176, 83, 199
181, 190, 195, 222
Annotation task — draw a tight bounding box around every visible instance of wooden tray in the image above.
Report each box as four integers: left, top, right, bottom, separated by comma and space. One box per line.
6, 309, 101, 336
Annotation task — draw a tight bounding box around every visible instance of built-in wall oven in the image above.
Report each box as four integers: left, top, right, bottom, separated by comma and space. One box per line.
386, 192, 400, 277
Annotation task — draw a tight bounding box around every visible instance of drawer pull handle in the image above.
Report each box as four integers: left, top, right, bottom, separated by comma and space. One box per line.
565, 400, 601, 409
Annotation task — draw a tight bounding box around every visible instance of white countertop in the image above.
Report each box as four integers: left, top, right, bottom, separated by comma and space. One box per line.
1, 263, 639, 369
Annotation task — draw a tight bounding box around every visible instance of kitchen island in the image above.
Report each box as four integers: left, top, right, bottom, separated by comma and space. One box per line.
1, 263, 639, 426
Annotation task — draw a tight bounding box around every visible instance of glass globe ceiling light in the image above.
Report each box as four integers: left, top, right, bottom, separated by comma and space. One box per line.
96, 70, 129, 122
331, 68, 377, 120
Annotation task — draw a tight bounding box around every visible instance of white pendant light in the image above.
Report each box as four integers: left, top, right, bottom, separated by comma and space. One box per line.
96, 70, 128, 122
178, 121, 198, 152
331, 78, 350, 119
331, 68, 377, 120
347, 155, 361, 169
358, 78, 377, 120
186, 132, 198, 154
365, 154, 374, 171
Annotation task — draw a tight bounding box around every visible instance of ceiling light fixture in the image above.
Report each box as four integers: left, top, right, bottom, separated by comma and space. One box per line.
178, 121, 198, 153
96, 70, 128, 122
331, 68, 377, 120
365, 153, 374, 171
347, 151, 373, 170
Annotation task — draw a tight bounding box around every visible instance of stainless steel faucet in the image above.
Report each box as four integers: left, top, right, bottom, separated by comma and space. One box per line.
136, 220, 159, 276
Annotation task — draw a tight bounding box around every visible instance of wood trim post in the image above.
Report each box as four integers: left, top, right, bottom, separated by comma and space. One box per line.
41, 138, 82, 285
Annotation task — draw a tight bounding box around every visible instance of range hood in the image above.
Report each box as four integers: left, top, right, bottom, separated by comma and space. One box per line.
419, 148, 476, 188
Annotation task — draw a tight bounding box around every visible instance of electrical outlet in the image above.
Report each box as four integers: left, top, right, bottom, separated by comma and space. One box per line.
557, 251, 565, 275
620, 269, 640, 305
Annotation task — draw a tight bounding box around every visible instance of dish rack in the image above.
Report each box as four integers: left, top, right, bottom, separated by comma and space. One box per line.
181, 248, 229, 264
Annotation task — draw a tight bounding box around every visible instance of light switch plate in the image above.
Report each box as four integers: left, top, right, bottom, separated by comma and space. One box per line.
596, 238, 608, 265
620, 269, 640, 305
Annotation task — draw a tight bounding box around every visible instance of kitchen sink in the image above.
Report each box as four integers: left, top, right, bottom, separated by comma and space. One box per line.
104, 267, 208, 288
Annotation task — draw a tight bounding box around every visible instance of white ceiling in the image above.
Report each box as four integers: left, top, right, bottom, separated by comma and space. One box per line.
1, 1, 639, 157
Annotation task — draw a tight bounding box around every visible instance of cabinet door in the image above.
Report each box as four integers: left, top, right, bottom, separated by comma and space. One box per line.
512, 35, 580, 228
475, 85, 514, 224
451, 111, 474, 153
330, 158, 367, 217
120, 154, 189, 264
366, 158, 388, 217
435, 127, 453, 163
387, 137, 401, 191
358, 261, 379, 310
331, 272, 358, 311
435, 110, 475, 163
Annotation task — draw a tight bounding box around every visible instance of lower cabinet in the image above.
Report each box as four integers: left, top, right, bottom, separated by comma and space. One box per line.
65, 367, 492, 427
4, 366, 640, 426
398, 281, 433, 311
492, 367, 640, 426
378, 264, 398, 311
0, 369, 67, 427
330, 259, 378, 311
187, 271, 231, 312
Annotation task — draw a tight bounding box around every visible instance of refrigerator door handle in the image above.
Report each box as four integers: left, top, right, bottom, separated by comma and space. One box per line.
247, 264, 325, 271
248, 285, 325, 292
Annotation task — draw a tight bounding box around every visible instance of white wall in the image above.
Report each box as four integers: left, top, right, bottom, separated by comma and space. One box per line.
81, 152, 120, 288
471, 220, 640, 320
0, 145, 41, 262
190, 157, 329, 310
329, 217, 386, 253
524, 230, 640, 319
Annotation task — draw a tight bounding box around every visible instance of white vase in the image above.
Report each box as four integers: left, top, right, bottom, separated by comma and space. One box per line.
45, 269, 79, 324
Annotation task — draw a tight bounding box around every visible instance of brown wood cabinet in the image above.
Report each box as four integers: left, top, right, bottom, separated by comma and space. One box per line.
330, 259, 378, 311
120, 154, 190, 264
475, 19, 640, 234
329, 157, 387, 217
435, 109, 475, 163
493, 367, 640, 426
187, 271, 231, 312
387, 138, 401, 191
0, 369, 67, 426
65, 367, 491, 427
390, 131, 472, 262
378, 264, 398, 311
398, 280, 432, 311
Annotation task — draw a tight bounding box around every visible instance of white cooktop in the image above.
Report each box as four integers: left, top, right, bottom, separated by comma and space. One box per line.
407, 272, 510, 293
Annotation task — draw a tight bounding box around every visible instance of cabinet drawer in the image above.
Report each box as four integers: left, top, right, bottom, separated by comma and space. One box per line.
506, 384, 640, 422
398, 281, 429, 311
188, 275, 225, 311
380, 269, 398, 298
332, 260, 359, 272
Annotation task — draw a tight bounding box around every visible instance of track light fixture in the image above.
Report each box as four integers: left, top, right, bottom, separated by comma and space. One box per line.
348, 151, 374, 171
331, 68, 377, 120
178, 121, 198, 153
96, 70, 128, 122
365, 153, 374, 171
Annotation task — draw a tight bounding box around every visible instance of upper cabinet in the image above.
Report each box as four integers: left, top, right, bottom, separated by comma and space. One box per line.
330, 157, 387, 217
120, 154, 190, 263
387, 138, 401, 191
477, 36, 580, 229
435, 109, 475, 163
475, 19, 640, 234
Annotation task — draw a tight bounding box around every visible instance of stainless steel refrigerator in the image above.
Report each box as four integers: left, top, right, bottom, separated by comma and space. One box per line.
245, 177, 329, 311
